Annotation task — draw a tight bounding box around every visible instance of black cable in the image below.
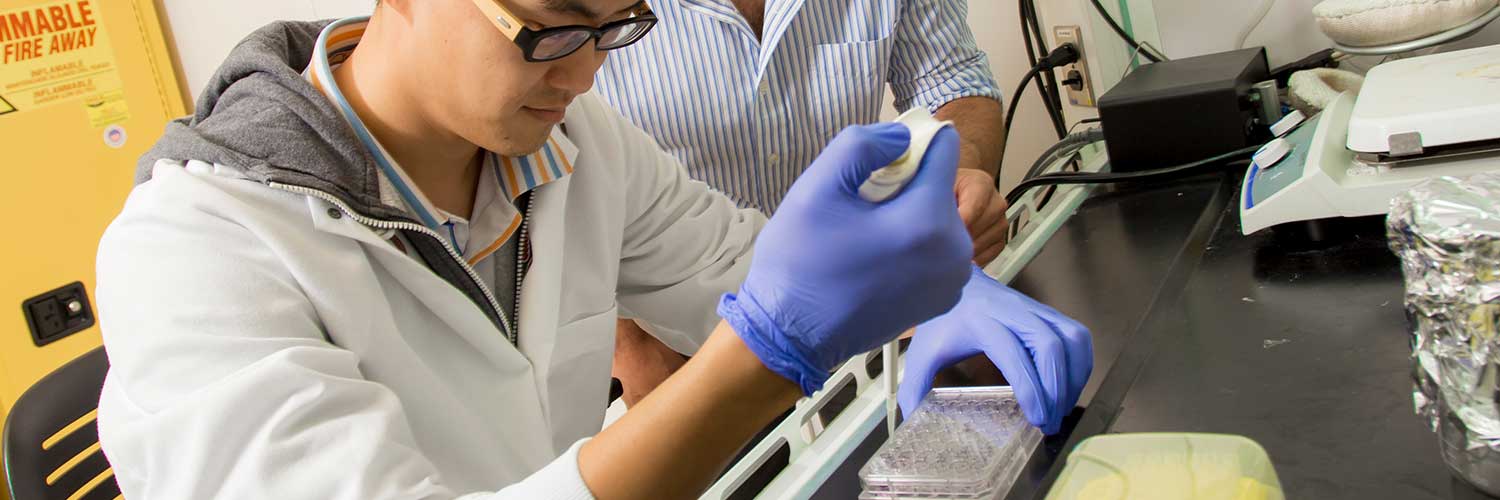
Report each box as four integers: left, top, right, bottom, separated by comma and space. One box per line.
1015, 1, 1049, 131
1029, 150, 1084, 186
1000, 65, 1042, 186
1014, 0, 1074, 140
1087, 0, 1164, 63
1066, 118, 1102, 135
1019, 0, 1040, 67
1017, 0, 1066, 139
1024, 130, 1105, 182
1001, 65, 1044, 169
1023, 127, 1099, 209
1007, 147, 1255, 206
1005, 144, 1261, 205
1000, 43, 1084, 184
1023, 0, 1067, 130
1035, 75, 1066, 140
1018, 1, 1048, 101
1012, 43, 1082, 144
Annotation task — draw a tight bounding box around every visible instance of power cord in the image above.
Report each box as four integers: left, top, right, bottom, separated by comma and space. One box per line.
1087, 0, 1167, 62
1005, 144, 1262, 206
1067, 117, 1102, 135
1001, 44, 1081, 182
1019, 0, 1067, 137
1014, 128, 1104, 209
1023, 128, 1106, 183
1003, 65, 1046, 153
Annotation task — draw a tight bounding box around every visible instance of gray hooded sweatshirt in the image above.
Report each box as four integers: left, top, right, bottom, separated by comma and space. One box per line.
96, 18, 760, 499
139, 20, 511, 329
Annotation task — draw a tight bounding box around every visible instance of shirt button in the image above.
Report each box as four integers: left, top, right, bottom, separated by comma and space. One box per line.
768, 153, 781, 164
758, 81, 771, 98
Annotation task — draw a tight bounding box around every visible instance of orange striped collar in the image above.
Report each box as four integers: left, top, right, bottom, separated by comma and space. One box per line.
305, 17, 578, 262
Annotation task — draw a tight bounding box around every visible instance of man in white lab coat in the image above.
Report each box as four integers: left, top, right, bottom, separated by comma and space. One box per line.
94, 1, 1092, 498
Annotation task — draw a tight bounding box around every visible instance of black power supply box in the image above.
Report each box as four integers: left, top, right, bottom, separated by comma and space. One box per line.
1097, 48, 1272, 172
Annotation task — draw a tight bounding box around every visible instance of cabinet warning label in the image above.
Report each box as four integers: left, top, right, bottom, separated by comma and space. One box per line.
0, 0, 121, 116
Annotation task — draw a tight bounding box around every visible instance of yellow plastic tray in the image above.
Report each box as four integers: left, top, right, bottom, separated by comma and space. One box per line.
1046, 433, 1285, 500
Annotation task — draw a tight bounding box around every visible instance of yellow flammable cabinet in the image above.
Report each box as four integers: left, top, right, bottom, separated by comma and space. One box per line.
0, 0, 187, 496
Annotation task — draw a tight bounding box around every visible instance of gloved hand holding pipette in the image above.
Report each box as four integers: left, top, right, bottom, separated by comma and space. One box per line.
719, 123, 974, 395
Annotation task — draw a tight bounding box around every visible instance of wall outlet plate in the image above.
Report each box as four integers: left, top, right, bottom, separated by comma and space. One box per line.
1054, 25, 1097, 107
21, 281, 94, 347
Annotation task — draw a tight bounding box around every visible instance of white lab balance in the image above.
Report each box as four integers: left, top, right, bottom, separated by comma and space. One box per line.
1240, 44, 1500, 235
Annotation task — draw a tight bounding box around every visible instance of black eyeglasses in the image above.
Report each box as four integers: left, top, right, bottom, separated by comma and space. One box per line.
471, 0, 658, 62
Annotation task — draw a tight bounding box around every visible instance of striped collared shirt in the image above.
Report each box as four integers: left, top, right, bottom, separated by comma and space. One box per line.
306, 18, 578, 276
595, 0, 1001, 213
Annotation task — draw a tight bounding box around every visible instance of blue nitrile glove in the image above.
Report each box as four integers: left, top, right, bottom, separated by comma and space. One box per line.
719, 123, 973, 396
898, 265, 1094, 434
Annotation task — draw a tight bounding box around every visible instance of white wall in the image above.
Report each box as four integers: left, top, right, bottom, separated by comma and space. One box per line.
1149, 0, 1500, 69
161, 0, 373, 100
964, 1, 1078, 192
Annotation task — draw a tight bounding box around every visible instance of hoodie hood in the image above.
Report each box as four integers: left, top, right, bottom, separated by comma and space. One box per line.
139, 19, 408, 222
141, 19, 506, 329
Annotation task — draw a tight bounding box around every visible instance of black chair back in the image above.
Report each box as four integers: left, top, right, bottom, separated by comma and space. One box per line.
3, 347, 118, 500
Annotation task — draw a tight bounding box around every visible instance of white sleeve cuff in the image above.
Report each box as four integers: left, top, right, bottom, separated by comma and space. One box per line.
473, 439, 596, 500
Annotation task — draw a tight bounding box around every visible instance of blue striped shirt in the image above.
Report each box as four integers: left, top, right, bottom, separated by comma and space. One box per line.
594, 0, 1002, 213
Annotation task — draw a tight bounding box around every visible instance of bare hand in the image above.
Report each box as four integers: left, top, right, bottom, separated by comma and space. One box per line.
954, 169, 1008, 265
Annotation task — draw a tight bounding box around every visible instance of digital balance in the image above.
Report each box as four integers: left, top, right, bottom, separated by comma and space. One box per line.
1240, 44, 1500, 235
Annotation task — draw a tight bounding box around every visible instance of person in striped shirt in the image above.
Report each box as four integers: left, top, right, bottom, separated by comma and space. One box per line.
595, 0, 1010, 405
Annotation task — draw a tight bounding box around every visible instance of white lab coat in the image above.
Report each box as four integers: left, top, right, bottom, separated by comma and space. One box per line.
95, 93, 764, 499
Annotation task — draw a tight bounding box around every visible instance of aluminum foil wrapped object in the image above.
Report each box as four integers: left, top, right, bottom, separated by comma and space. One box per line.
1388, 173, 1500, 496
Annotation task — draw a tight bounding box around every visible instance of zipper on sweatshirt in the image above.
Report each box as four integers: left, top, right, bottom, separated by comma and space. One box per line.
511, 193, 535, 341
270, 182, 516, 344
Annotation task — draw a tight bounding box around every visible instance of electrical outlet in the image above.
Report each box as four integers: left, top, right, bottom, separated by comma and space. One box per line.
1053, 26, 1096, 107
22, 281, 94, 346
27, 299, 65, 337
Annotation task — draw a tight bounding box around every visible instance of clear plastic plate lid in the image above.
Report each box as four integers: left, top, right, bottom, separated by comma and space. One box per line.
859, 386, 1042, 499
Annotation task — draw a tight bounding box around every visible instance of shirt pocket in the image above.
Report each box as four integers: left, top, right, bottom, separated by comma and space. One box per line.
805, 37, 894, 141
